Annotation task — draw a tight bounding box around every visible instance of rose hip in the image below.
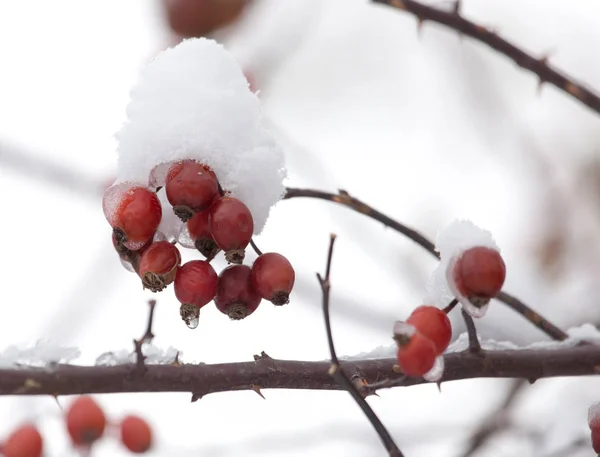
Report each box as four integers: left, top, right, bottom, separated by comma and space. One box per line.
453, 246, 506, 308
165, 160, 219, 221
187, 209, 219, 260
209, 197, 254, 264
65, 396, 106, 446
214, 265, 261, 320
406, 305, 452, 354
120, 415, 152, 454
251, 253, 295, 306
174, 260, 218, 308
138, 241, 181, 292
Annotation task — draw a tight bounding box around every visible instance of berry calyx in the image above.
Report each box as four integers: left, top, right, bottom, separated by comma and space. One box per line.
65, 396, 106, 446
214, 265, 261, 320
138, 241, 181, 292
120, 415, 152, 454
452, 246, 506, 308
103, 184, 162, 250
1, 424, 43, 457
174, 260, 218, 309
393, 322, 437, 377
165, 160, 219, 222
187, 210, 219, 260
251, 253, 295, 306
406, 305, 452, 354
208, 197, 254, 264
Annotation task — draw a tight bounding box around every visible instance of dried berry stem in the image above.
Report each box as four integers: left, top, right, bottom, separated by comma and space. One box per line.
371, 0, 600, 114
317, 234, 404, 457
284, 187, 569, 341
250, 239, 263, 256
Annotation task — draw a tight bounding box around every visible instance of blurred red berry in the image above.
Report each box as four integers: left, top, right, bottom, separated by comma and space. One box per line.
453, 247, 506, 308
66, 396, 106, 446
251, 253, 295, 306
395, 332, 437, 377
187, 209, 219, 260
2, 424, 43, 457
215, 265, 261, 320
406, 305, 452, 354
139, 241, 181, 292
174, 260, 218, 308
104, 185, 162, 250
120, 416, 152, 454
165, 160, 218, 221
209, 197, 254, 264
163, 0, 248, 38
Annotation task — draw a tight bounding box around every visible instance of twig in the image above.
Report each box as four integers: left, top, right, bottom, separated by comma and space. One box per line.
1, 345, 600, 396
132, 300, 158, 373
317, 234, 404, 457
442, 298, 458, 314
371, 0, 600, 115
461, 309, 481, 354
284, 187, 569, 341
250, 239, 264, 256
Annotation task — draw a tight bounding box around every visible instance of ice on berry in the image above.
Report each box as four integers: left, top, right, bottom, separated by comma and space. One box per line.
426, 219, 501, 318
115, 38, 286, 234
119, 258, 136, 273
155, 188, 183, 243
176, 224, 196, 249
102, 181, 139, 227
422, 355, 445, 382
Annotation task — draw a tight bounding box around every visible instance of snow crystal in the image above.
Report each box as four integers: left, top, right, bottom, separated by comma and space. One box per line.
95, 343, 181, 366
426, 219, 501, 318
589, 402, 600, 427
115, 38, 286, 234
0, 341, 80, 368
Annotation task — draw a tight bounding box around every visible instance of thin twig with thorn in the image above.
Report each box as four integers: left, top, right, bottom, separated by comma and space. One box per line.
133, 300, 158, 373
284, 187, 569, 341
317, 234, 404, 457
461, 309, 481, 353
250, 239, 263, 256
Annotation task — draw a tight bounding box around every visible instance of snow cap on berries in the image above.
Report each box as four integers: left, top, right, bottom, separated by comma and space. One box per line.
114, 38, 286, 236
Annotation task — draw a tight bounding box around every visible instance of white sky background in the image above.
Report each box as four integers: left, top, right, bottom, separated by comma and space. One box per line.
0, 0, 600, 456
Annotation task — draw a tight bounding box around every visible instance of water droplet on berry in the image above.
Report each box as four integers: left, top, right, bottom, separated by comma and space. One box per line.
180, 303, 200, 329
102, 181, 135, 226
423, 355, 445, 382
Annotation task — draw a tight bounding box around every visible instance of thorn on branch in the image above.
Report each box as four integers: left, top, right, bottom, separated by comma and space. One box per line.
133, 339, 147, 374
318, 234, 404, 457
461, 309, 482, 354
251, 384, 266, 400
132, 299, 157, 374
253, 351, 272, 361
191, 392, 203, 402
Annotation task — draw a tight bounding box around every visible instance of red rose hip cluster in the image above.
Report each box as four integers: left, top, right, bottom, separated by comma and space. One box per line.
0, 396, 152, 457
103, 159, 295, 326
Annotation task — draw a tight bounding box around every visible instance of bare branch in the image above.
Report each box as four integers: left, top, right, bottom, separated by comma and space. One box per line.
133, 300, 158, 373
317, 234, 404, 457
284, 187, 569, 341
371, 0, 600, 114
461, 310, 482, 354
250, 239, 264, 256
1, 345, 599, 397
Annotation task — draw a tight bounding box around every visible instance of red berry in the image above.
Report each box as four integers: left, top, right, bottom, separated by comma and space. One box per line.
139, 241, 181, 292
395, 332, 437, 377
2, 424, 43, 457
187, 209, 219, 260
103, 184, 162, 250
120, 416, 152, 454
453, 246, 506, 307
214, 265, 261, 320
165, 160, 219, 221
251, 253, 295, 306
406, 305, 452, 354
66, 396, 106, 445
209, 197, 254, 264
174, 260, 218, 308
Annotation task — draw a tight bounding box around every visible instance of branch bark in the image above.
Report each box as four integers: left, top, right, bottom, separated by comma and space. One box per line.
2, 344, 599, 397
372, 0, 600, 115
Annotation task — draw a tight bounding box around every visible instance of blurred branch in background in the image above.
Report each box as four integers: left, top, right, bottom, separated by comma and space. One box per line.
372, 0, 600, 114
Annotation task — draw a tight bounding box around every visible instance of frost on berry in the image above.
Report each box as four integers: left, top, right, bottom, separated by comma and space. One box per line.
66, 396, 106, 445
209, 197, 254, 264
215, 265, 261, 320
427, 220, 504, 318
2, 424, 43, 457
251, 252, 295, 306
174, 260, 218, 309
103, 182, 162, 250
120, 415, 152, 454
138, 241, 181, 292
115, 38, 286, 235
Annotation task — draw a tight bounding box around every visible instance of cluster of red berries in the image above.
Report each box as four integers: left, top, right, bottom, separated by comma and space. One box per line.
0, 396, 152, 457
103, 159, 295, 325
394, 246, 506, 378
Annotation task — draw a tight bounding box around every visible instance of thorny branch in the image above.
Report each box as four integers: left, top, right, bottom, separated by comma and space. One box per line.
317, 234, 403, 457
2, 344, 600, 397
371, 0, 600, 115
284, 187, 569, 341
132, 299, 157, 373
